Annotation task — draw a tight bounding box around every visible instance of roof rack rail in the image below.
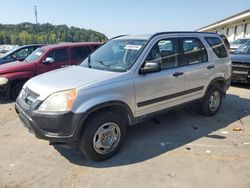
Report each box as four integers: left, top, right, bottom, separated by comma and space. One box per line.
149, 31, 217, 39
109, 34, 128, 40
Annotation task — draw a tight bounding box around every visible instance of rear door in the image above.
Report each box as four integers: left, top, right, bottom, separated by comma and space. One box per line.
178, 36, 210, 102
36, 47, 69, 75
70, 46, 92, 65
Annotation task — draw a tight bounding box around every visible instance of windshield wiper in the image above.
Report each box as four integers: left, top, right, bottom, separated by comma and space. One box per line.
95, 59, 111, 70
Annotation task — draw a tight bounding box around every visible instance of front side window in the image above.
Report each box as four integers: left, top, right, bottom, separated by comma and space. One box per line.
46, 48, 68, 63
180, 37, 208, 65
80, 39, 147, 72
205, 37, 228, 58
145, 38, 179, 69
25, 48, 45, 62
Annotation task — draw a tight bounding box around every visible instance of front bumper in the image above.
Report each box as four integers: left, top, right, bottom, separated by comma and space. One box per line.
231, 63, 250, 83
15, 96, 86, 143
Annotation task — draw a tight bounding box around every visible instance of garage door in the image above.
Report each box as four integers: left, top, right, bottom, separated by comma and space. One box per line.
245, 24, 250, 38
227, 27, 235, 42
235, 25, 243, 40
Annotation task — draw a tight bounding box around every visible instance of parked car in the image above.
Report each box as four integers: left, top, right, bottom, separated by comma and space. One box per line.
230, 38, 250, 52
0, 44, 44, 65
0, 45, 18, 56
0, 42, 102, 99
231, 41, 250, 83
16, 32, 231, 161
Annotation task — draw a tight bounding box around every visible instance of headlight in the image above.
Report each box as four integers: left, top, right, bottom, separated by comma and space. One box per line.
38, 89, 77, 112
0, 77, 8, 85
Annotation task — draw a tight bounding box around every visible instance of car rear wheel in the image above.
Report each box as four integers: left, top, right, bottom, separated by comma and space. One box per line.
79, 111, 127, 161
199, 85, 222, 116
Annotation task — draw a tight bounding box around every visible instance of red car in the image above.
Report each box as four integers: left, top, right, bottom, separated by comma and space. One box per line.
0, 42, 102, 99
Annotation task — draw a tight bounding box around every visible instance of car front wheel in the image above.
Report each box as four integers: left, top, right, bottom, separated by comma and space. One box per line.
79, 111, 127, 161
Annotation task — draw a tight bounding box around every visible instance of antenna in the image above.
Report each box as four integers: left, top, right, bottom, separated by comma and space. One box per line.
34, 5, 38, 24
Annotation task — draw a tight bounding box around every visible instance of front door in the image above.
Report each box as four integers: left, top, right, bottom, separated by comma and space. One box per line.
36, 47, 69, 75
134, 38, 185, 117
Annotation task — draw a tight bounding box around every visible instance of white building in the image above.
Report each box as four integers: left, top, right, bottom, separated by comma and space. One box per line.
197, 9, 250, 42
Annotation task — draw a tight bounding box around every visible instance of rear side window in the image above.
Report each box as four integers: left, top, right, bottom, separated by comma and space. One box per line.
179, 37, 208, 65
46, 48, 68, 62
205, 37, 228, 58
71, 46, 91, 61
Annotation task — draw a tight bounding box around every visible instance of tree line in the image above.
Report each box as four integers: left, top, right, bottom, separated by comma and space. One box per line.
0, 22, 108, 45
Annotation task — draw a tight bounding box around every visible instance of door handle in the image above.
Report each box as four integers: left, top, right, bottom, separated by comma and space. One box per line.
173, 72, 184, 77
207, 65, 215, 69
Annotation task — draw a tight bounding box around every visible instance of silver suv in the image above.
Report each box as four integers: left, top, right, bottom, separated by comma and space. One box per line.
16, 32, 231, 161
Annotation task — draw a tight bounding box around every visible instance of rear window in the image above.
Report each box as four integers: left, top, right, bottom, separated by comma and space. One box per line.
71, 46, 91, 61
205, 37, 228, 58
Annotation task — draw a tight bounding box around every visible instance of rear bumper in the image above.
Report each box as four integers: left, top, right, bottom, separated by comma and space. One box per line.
15, 97, 87, 143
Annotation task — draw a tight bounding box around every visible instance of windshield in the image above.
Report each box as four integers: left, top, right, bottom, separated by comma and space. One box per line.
232, 39, 249, 45
233, 43, 250, 55
25, 48, 45, 62
80, 39, 147, 72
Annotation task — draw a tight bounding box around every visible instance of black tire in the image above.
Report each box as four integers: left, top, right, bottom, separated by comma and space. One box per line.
199, 84, 223, 116
10, 82, 25, 99
79, 111, 127, 161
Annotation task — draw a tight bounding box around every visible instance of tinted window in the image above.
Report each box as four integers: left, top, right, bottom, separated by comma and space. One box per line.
205, 37, 228, 58
71, 46, 91, 61
14, 48, 30, 59
179, 37, 208, 65
146, 38, 178, 69
46, 48, 68, 62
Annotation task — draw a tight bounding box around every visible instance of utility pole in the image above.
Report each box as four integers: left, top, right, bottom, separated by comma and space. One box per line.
34, 5, 38, 24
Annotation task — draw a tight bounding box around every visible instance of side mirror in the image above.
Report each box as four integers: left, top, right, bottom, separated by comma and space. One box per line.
139, 61, 161, 74
42, 57, 54, 64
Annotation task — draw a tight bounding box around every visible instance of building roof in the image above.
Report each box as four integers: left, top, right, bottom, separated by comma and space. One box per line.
197, 9, 250, 31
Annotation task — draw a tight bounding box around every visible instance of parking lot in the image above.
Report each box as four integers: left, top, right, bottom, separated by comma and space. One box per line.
0, 84, 249, 188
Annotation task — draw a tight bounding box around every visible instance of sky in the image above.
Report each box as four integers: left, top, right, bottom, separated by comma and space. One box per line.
0, 0, 249, 38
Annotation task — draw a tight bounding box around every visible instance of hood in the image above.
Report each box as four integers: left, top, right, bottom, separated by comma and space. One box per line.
24, 66, 123, 100
231, 54, 250, 63
0, 60, 34, 75
230, 44, 240, 49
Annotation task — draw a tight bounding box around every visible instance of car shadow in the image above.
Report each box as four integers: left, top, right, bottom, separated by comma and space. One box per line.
231, 82, 250, 89
53, 93, 250, 167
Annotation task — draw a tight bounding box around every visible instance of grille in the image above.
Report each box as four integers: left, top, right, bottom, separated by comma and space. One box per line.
232, 62, 250, 67
21, 87, 39, 106
232, 62, 250, 73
